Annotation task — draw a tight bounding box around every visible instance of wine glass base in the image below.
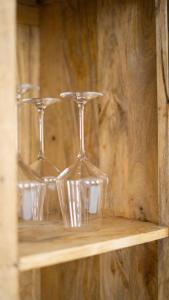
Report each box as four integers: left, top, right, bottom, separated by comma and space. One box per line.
60, 91, 103, 105
21, 97, 60, 109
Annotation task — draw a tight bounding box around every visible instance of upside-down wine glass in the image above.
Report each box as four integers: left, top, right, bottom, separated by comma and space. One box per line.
57, 92, 109, 228
17, 84, 46, 221
21, 96, 61, 219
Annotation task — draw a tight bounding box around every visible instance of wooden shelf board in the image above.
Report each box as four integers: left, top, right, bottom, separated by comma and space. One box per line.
18, 213, 168, 271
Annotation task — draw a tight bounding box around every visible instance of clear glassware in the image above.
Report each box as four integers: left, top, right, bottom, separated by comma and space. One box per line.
21, 97, 61, 220
57, 92, 109, 228
16, 83, 40, 102
17, 84, 46, 222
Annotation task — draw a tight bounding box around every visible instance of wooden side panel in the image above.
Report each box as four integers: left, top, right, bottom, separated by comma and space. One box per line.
98, 1, 158, 299
0, 1, 18, 299
17, 5, 41, 300
156, 0, 169, 299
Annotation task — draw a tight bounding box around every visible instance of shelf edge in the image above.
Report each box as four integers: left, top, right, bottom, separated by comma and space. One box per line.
18, 226, 168, 271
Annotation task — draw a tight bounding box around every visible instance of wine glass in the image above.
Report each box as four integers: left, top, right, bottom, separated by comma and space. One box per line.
57, 92, 109, 228
17, 84, 46, 221
21, 97, 61, 219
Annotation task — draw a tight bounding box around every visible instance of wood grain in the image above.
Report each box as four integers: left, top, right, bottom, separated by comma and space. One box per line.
98, 1, 158, 299
0, 0, 18, 299
17, 23, 40, 164
42, 257, 100, 300
19, 270, 41, 300
18, 4, 39, 26
40, 0, 99, 170
98, 0, 158, 220
18, 214, 168, 271
38, 0, 160, 299
40, 2, 100, 299
15, 0, 169, 299
155, 1, 169, 299
17, 6, 41, 300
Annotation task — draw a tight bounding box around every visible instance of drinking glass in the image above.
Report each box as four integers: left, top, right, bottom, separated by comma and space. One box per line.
57, 92, 109, 228
21, 97, 61, 219
17, 84, 46, 221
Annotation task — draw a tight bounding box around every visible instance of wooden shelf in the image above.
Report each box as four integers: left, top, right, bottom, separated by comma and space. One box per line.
18, 213, 169, 271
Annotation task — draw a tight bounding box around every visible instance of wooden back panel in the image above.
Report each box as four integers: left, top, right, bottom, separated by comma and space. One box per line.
40, 0, 158, 299
17, 0, 169, 300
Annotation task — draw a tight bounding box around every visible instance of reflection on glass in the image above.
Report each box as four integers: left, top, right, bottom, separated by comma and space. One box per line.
18, 180, 46, 221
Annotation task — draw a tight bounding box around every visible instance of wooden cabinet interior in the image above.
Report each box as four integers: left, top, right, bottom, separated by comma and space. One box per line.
15, 0, 169, 299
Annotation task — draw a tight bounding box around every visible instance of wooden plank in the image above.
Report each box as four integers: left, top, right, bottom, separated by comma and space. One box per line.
98, 0, 158, 299
18, 4, 39, 26
40, 0, 98, 171
0, 0, 18, 299
155, 1, 169, 299
18, 215, 168, 271
19, 270, 41, 300
17, 20, 40, 300
40, 2, 100, 299
41, 256, 100, 300
17, 24, 40, 164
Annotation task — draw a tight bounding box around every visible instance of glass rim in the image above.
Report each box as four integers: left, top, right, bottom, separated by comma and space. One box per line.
17, 181, 46, 188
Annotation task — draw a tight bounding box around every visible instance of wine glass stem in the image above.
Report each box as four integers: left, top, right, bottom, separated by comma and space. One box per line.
78, 103, 85, 158
38, 108, 45, 159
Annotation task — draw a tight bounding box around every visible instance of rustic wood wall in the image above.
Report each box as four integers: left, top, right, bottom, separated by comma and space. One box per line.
40, 0, 99, 170
17, 0, 168, 299
17, 3, 40, 164
98, 1, 158, 299
40, 0, 158, 300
